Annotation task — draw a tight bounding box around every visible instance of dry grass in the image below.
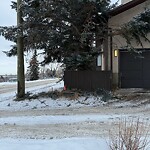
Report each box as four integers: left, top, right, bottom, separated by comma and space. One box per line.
109, 118, 149, 150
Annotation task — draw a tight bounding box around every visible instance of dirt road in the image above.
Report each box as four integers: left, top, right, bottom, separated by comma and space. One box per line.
0, 79, 58, 94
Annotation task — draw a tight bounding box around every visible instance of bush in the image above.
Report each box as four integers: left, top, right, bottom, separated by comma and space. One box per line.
109, 118, 149, 150
95, 88, 112, 102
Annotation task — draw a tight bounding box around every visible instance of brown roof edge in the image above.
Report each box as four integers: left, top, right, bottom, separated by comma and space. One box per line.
109, 0, 147, 17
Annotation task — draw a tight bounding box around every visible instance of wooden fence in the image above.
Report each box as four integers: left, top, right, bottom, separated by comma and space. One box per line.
64, 71, 112, 91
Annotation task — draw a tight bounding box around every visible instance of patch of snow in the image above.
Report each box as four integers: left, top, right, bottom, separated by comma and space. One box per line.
0, 80, 107, 111
0, 82, 16, 86
0, 114, 129, 125
0, 96, 106, 111
0, 78, 57, 85
25, 81, 63, 94
0, 137, 109, 150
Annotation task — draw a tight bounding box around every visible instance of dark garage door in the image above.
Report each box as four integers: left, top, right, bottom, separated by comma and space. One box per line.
120, 51, 150, 88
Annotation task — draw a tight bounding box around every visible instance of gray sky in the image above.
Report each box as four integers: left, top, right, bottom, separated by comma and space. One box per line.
0, 0, 120, 75
0, 0, 17, 75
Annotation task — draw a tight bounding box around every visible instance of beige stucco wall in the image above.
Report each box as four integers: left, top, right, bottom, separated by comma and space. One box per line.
108, 0, 150, 86
121, 0, 132, 4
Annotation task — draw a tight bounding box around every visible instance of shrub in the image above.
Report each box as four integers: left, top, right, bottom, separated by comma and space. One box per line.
109, 118, 149, 150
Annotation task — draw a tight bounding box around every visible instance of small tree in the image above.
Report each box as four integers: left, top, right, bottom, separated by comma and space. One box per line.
27, 50, 39, 81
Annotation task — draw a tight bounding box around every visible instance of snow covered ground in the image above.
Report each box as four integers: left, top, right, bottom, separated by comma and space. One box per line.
0, 79, 150, 150
0, 138, 109, 150
0, 80, 106, 111
0, 79, 110, 149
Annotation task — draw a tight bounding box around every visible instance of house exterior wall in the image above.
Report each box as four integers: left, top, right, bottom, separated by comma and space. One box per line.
121, 0, 132, 4
108, 0, 150, 87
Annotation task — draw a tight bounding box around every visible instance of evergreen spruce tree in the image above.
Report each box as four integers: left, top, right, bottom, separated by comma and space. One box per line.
1, 0, 150, 71
0, 0, 115, 70
27, 50, 39, 81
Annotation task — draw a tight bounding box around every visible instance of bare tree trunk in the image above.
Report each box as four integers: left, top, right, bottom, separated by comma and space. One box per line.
17, 0, 25, 98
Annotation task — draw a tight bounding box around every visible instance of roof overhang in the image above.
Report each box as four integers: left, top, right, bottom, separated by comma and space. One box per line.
109, 0, 147, 17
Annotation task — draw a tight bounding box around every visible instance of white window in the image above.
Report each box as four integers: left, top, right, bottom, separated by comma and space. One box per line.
97, 54, 102, 66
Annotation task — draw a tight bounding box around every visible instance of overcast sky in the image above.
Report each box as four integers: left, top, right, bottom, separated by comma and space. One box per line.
0, 0, 120, 75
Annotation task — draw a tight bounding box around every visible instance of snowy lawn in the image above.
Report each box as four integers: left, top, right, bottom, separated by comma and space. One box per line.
0, 79, 111, 150
0, 79, 150, 150
0, 80, 107, 111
